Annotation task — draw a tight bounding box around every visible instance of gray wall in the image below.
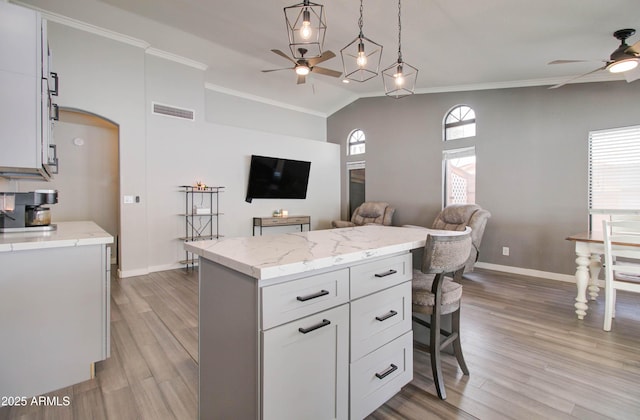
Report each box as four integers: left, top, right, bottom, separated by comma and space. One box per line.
327, 81, 640, 275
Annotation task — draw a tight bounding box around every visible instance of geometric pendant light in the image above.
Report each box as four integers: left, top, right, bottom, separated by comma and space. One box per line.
284, 0, 327, 59
340, 0, 383, 82
382, 0, 418, 98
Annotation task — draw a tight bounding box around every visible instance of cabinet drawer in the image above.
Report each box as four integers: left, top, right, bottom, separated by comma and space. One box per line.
350, 331, 413, 420
350, 253, 412, 299
262, 268, 349, 329
350, 281, 412, 362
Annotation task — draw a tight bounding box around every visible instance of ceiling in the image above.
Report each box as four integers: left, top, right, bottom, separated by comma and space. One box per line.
21, 0, 640, 116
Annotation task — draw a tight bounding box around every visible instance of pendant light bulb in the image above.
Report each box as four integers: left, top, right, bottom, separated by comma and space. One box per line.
300, 9, 312, 40
394, 64, 404, 86
356, 42, 367, 67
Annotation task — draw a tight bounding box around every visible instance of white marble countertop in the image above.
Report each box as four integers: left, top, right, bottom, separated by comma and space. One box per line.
185, 225, 462, 282
0, 221, 113, 252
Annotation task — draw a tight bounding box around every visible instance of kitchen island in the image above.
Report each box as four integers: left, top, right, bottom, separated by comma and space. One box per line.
186, 225, 461, 419
0, 221, 113, 399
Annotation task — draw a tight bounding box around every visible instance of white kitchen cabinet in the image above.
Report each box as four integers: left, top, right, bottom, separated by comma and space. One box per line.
350, 331, 413, 420
0, 1, 57, 180
349, 254, 414, 419
0, 240, 111, 398
262, 304, 349, 420
199, 250, 414, 419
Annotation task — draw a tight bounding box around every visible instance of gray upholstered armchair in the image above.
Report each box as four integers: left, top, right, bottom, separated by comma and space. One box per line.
431, 204, 491, 273
331, 201, 395, 228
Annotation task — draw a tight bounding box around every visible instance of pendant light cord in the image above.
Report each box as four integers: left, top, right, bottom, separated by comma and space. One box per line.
397, 0, 403, 63
358, 0, 364, 37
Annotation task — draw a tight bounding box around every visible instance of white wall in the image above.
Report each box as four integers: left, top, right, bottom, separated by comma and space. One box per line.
144, 55, 340, 271
34, 19, 339, 276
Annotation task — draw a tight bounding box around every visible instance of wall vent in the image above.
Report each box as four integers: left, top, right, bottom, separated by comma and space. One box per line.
152, 102, 195, 121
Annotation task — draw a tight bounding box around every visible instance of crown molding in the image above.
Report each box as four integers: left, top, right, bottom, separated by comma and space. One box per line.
14, 1, 206, 71
356, 71, 625, 98
13, 1, 150, 48
145, 48, 208, 71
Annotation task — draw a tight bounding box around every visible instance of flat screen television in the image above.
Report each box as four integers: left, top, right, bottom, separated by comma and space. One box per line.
245, 155, 311, 203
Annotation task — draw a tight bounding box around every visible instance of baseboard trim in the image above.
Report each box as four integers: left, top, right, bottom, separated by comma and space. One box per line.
148, 262, 195, 273
117, 267, 150, 278
474, 262, 576, 283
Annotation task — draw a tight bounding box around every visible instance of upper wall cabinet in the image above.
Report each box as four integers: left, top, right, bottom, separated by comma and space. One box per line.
0, 2, 58, 181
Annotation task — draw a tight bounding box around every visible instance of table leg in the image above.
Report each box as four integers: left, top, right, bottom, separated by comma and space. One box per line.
588, 253, 602, 301
574, 251, 590, 320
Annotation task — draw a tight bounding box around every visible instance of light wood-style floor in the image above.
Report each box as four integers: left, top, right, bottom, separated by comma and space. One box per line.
1, 267, 640, 419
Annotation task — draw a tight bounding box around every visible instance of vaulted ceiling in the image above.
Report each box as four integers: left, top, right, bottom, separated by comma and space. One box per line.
19, 0, 640, 116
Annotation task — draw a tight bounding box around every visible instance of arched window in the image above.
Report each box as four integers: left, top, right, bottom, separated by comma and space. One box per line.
442, 105, 476, 206
444, 105, 476, 141
348, 129, 366, 155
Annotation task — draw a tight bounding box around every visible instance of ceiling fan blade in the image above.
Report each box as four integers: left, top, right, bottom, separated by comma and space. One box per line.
624, 65, 640, 82
626, 39, 640, 55
297, 74, 306, 84
311, 66, 342, 78
548, 66, 606, 89
271, 49, 297, 65
548, 59, 590, 65
261, 67, 292, 72
307, 50, 336, 67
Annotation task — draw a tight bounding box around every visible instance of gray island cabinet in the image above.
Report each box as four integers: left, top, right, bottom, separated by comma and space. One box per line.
0, 221, 113, 398
186, 225, 457, 419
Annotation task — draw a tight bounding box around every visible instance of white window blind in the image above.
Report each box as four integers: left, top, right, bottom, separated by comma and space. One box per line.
589, 125, 640, 211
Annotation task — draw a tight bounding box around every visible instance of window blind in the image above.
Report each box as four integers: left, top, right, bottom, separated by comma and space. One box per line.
589, 125, 640, 211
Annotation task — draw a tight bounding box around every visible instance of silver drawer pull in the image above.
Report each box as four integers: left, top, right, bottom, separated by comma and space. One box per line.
375, 364, 398, 379
374, 269, 397, 278
375, 310, 398, 322
298, 319, 331, 334
296, 289, 329, 302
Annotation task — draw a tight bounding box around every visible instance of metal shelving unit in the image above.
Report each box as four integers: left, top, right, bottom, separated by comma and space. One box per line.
179, 185, 224, 269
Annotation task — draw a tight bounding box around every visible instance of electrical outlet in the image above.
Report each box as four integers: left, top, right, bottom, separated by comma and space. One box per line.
123, 195, 134, 204
502, 246, 510, 256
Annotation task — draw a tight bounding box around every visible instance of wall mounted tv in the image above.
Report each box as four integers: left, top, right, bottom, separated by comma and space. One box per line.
245, 155, 311, 203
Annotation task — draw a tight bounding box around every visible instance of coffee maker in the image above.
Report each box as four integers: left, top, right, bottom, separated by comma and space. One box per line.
0, 190, 58, 232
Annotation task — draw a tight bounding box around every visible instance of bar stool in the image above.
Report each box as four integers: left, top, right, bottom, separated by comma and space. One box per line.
412, 227, 472, 400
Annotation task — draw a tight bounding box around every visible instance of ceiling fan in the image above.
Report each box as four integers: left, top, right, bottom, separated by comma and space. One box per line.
548, 28, 640, 89
262, 48, 342, 84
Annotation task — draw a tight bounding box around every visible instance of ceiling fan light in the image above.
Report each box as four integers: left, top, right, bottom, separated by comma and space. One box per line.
608, 58, 639, 73
295, 65, 310, 76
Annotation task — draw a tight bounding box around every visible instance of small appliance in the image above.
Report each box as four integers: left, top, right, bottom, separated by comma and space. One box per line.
0, 190, 58, 232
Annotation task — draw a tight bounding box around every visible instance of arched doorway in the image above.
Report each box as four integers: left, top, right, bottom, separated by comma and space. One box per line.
21, 107, 121, 268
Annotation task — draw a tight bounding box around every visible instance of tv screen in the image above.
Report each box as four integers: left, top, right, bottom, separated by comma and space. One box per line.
245, 155, 311, 203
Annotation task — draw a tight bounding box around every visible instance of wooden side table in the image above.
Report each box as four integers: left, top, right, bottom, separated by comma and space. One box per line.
253, 215, 311, 236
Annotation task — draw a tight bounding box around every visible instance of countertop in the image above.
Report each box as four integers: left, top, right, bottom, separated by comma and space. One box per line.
0, 221, 114, 252
185, 225, 463, 282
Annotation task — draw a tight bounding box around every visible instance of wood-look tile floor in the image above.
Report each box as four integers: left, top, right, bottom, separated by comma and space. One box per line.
1, 267, 639, 419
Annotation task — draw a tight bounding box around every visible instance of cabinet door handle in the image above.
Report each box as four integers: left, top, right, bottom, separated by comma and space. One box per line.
48, 144, 59, 174
49, 72, 59, 96
375, 310, 398, 322
296, 289, 329, 302
374, 269, 397, 278
375, 364, 398, 379
51, 103, 59, 121
298, 319, 331, 334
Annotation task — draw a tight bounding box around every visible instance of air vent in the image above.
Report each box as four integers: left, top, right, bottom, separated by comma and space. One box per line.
152, 102, 195, 121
